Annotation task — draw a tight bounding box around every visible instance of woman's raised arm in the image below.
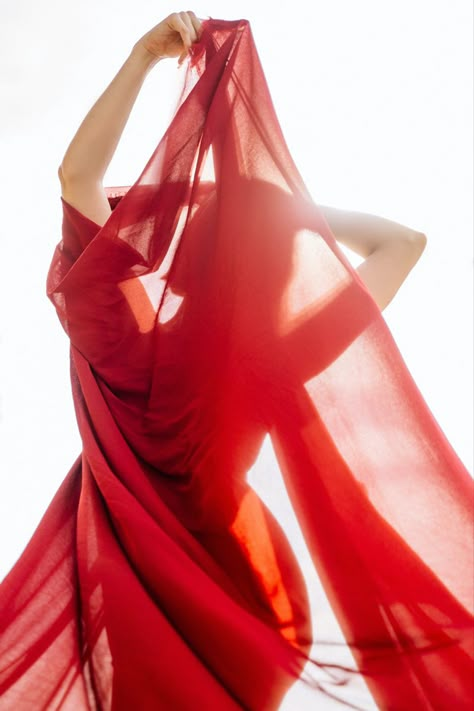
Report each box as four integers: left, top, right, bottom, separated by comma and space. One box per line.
58, 11, 202, 227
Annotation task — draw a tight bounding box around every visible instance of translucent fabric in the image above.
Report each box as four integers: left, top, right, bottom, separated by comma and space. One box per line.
0, 17, 473, 711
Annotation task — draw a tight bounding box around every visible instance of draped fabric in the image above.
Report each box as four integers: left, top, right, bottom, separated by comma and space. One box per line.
1, 17, 473, 711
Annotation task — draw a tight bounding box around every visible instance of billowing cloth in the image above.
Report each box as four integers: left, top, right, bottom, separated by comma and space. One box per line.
0, 17, 473, 711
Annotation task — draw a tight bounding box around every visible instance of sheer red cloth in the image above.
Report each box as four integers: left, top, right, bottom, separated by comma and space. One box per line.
1, 17, 473, 711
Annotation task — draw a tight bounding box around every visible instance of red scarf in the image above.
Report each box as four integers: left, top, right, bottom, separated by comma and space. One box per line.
1, 18, 473, 710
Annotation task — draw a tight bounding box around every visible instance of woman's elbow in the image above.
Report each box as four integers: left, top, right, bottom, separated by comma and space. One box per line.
58, 163, 76, 187
409, 230, 428, 254
58, 161, 92, 186
397, 230, 427, 267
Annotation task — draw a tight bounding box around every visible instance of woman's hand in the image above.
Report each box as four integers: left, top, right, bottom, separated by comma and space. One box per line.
134, 11, 203, 66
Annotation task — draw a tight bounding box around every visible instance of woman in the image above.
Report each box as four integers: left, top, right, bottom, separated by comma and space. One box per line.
58, 11, 427, 310
1, 11, 472, 711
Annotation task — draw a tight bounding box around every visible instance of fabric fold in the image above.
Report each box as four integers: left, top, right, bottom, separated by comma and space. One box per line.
1, 16, 473, 711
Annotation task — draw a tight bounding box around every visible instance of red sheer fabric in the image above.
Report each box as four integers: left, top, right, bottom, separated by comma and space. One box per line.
1, 17, 473, 711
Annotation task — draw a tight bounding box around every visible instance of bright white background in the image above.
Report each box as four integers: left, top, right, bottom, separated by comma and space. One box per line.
1, 0, 472, 596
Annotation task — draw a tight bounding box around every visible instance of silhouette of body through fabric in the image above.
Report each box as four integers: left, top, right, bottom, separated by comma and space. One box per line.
0, 17, 473, 711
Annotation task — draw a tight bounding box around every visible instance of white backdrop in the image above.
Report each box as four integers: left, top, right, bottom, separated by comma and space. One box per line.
1, 0, 472, 592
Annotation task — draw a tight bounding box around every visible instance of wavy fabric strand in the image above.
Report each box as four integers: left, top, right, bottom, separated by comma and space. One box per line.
0, 18, 473, 711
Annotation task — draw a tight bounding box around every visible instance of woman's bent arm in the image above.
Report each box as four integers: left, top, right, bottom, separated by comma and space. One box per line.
319, 205, 427, 312
58, 11, 201, 227
59, 47, 160, 226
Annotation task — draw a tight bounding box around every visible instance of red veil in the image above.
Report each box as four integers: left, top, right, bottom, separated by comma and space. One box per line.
0, 18, 473, 711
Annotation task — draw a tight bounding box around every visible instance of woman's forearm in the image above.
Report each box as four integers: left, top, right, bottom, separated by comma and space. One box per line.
59, 44, 160, 183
